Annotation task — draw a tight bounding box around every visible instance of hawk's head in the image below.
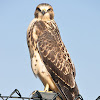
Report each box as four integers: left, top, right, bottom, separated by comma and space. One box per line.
34, 3, 54, 21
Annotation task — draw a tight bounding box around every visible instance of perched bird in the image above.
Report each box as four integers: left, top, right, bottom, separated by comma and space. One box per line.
27, 3, 79, 100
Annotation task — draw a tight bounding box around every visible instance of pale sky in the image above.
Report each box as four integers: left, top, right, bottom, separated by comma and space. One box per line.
0, 0, 100, 100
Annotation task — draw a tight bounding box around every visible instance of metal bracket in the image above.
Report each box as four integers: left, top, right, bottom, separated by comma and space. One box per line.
0, 89, 63, 100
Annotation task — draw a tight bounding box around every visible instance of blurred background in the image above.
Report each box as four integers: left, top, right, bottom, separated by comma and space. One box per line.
0, 0, 100, 100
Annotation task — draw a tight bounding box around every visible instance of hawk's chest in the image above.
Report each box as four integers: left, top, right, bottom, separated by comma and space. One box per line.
27, 20, 56, 76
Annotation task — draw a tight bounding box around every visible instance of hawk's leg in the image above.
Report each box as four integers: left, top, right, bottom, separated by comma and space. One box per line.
43, 84, 53, 93
44, 84, 49, 92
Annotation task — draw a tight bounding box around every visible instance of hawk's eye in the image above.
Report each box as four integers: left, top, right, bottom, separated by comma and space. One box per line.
37, 8, 41, 12
47, 8, 51, 12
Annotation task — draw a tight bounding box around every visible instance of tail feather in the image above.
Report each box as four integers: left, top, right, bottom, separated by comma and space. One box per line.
57, 80, 79, 100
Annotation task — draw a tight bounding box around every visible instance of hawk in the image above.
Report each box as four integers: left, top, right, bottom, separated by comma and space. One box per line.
27, 3, 79, 100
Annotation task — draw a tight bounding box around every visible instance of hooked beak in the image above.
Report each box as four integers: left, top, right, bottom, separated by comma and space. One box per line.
41, 10, 46, 15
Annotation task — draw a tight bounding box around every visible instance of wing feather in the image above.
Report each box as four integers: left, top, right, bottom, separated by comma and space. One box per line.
37, 30, 75, 88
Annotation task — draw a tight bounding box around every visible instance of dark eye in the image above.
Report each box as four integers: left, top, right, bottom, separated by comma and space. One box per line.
47, 8, 51, 12
37, 8, 41, 12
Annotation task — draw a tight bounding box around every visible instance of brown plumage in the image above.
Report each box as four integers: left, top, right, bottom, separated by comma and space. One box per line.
27, 3, 79, 100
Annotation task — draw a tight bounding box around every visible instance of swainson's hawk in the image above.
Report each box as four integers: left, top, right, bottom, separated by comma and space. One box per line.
27, 3, 79, 100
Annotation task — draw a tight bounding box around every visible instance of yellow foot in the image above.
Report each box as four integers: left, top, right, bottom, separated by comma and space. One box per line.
43, 84, 53, 93
39, 91, 53, 93
30, 84, 53, 97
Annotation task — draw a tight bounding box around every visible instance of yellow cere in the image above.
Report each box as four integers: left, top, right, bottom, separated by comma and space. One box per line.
42, 9, 46, 12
